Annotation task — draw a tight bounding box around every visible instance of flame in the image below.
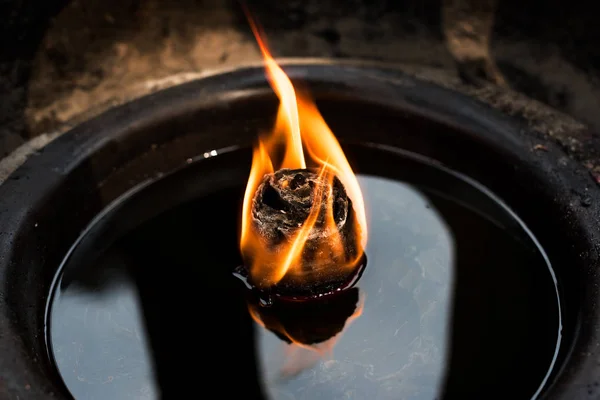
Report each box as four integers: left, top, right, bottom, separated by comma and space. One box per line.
240, 14, 368, 288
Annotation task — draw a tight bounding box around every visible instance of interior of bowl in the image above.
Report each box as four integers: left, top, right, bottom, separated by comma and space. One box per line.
0, 63, 597, 399
46, 141, 561, 399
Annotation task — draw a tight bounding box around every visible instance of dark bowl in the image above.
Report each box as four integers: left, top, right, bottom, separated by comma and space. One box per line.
0, 60, 599, 399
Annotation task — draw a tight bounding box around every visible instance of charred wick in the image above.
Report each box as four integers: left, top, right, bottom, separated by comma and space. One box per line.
240, 168, 366, 299
251, 168, 351, 246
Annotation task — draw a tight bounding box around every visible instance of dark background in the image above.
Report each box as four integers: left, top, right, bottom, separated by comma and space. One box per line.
1, 0, 600, 159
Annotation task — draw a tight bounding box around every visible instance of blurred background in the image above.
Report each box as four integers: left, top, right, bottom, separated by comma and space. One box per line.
1, 0, 599, 164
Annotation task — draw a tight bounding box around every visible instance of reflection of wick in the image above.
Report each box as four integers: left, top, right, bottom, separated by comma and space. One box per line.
250, 289, 365, 380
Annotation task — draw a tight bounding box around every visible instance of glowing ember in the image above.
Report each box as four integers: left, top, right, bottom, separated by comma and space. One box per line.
239, 13, 368, 294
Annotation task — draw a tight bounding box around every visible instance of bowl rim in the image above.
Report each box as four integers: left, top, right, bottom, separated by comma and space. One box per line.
0, 59, 598, 400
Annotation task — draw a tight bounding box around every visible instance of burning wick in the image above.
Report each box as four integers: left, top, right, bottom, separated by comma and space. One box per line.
239, 12, 368, 300
247, 168, 365, 298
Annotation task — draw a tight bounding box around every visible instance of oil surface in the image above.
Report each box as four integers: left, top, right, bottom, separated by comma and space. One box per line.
46, 146, 561, 400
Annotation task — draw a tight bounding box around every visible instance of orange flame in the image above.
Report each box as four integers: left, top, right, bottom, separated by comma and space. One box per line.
240, 14, 368, 288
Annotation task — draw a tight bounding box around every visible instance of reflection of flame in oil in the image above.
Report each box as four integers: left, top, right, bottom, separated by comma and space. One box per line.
249, 292, 365, 379
239, 10, 368, 288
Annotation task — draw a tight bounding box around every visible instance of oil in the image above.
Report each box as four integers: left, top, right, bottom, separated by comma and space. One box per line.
46, 145, 561, 400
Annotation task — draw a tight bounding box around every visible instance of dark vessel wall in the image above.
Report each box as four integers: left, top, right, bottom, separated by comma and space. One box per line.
1, 0, 600, 160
